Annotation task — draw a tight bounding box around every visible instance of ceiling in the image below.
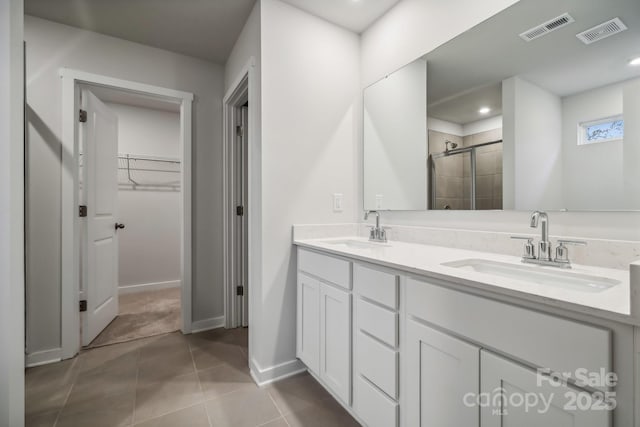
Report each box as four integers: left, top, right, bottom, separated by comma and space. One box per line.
24, 0, 400, 64
426, 0, 640, 123
24, 0, 257, 63
428, 83, 502, 125
280, 0, 401, 33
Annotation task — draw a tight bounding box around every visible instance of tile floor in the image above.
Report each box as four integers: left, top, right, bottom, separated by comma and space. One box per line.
25, 328, 360, 427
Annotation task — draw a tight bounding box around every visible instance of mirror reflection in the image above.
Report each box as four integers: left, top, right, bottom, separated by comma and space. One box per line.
363, 0, 640, 211
363, 58, 427, 211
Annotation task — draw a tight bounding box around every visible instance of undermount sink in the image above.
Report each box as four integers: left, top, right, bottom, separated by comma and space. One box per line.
324, 239, 390, 250
442, 258, 620, 293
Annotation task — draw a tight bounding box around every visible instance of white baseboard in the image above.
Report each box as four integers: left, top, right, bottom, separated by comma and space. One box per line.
119, 280, 181, 295
26, 348, 62, 368
191, 315, 225, 333
250, 357, 307, 387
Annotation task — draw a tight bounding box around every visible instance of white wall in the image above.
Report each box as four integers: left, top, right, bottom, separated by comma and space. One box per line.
106, 103, 181, 291
503, 76, 563, 211
622, 78, 640, 210
364, 58, 427, 210
0, 0, 25, 425
562, 82, 626, 210
255, 0, 360, 379
25, 16, 225, 358
223, 1, 264, 378
462, 115, 503, 137
427, 117, 463, 136
360, 0, 640, 240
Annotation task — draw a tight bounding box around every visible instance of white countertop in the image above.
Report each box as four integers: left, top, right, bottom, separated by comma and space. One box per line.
294, 236, 636, 325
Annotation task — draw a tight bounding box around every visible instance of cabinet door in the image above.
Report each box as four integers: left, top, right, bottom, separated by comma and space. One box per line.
319, 283, 352, 404
297, 273, 320, 374
481, 350, 611, 427
405, 319, 480, 427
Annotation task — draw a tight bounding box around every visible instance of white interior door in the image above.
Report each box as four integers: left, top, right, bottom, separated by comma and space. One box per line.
81, 88, 120, 346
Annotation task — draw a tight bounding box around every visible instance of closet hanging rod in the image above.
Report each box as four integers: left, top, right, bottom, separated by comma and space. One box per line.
118, 154, 181, 164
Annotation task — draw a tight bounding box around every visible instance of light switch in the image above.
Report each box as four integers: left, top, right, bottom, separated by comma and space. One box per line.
333, 193, 344, 212
375, 194, 383, 209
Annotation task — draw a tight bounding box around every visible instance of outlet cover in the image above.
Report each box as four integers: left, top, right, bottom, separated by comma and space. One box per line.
333, 193, 344, 212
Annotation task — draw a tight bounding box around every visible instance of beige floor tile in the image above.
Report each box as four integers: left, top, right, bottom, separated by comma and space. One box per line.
266, 373, 332, 415
24, 360, 77, 418
284, 397, 360, 427
25, 382, 72, 418
204, 387, 281, 427
25, 409, 59, 427
133, 403, 210, 427
197, 361, 256, 399
25, 358, 78, 391
138, 332, 191, 361
259, 417, 290, 427
65, 366, 137, 406
137, 347, 195, 382
77, 339, 143, 374
56, 391, 135, 427
134, 372, 204, 423
190, 341, 246, 372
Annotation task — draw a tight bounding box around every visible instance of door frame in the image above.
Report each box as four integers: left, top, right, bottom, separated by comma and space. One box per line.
223, 58, 256, 329
59, 69, 193, 359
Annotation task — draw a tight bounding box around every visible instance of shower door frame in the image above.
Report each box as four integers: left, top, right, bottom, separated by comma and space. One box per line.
429, 139, 502, 210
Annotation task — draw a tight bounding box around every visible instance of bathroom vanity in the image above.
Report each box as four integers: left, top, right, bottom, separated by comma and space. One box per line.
294, 234, 639, 427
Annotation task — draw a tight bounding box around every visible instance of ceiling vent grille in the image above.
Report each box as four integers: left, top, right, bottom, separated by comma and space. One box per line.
519, 13, 575, 42
576, 18, 627, 45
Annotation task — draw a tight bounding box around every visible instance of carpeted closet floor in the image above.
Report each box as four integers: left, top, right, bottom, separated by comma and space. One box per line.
89, 287, 181, 348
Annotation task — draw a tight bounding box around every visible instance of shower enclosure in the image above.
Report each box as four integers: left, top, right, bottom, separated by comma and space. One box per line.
429, 139, 503, 210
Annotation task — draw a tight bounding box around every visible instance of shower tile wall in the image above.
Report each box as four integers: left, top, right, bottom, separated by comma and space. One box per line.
429, 130, 464, 209
429, 128, 503, 210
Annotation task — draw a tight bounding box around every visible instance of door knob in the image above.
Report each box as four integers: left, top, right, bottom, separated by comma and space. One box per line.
115, 223, 125, 231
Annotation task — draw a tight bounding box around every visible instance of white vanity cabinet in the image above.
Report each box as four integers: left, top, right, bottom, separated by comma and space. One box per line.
405, 319, 480, 427
295, 245, 623, 427
296, 249, 352, 405
481, 350, 610, 427
296, 272, 320, 373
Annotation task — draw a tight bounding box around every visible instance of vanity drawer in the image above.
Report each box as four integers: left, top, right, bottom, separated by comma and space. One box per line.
354, 264, 398, 309
354, 375, 398, 427
357, 331, 398, 399
406, 277, 612, 383
298, 248, 351, 290
357, 298, 398, 347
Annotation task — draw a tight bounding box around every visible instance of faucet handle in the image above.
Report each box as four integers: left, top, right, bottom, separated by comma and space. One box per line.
554, 240, 587, 264
511, 236, 535, 259
557, 239, 587, 246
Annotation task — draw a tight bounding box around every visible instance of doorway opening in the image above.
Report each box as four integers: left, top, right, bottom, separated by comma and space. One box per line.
60, 70, 193, 359
79, 85, 184, 347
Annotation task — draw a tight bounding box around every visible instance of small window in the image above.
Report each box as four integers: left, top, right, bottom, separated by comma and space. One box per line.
578, 115, 624, 145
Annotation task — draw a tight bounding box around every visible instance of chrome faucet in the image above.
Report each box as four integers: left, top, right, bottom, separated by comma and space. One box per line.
364, 210, 387, 242
530, 211, 552, 261
512, 211, 587, 269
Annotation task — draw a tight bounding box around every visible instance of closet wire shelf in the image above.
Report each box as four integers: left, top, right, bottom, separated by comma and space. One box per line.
118, 154, 181, 189
79, 153, 181, 190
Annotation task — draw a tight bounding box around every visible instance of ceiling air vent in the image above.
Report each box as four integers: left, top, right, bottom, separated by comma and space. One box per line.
576, 18, 627, 45
519, 13, 575, 42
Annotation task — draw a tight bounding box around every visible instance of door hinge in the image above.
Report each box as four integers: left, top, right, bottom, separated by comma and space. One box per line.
79, 109, 87, 123
236, 286, 244, 296
236, 205, 244, 216
236, 125, 243, 137
79, 205, 87, 217
79, 300, 87, 312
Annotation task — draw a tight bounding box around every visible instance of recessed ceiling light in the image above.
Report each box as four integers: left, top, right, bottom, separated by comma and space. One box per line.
478, 107, 491, 115
629, 57, 640, 66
